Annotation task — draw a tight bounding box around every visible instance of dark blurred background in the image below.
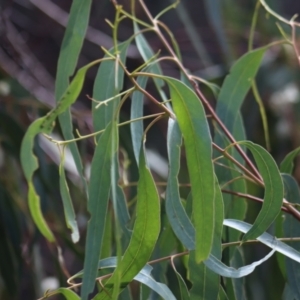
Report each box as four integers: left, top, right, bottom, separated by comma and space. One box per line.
1, 0, 300, 299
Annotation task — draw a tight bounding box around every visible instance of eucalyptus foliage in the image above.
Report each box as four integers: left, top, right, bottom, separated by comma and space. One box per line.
19, 1, 300, 299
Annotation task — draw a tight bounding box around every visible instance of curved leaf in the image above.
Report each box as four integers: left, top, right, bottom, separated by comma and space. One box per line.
166, 77, 215, 262
95, 142, 160, 299
20, 62, 98, 242
238, 141, 283, 242
224, 219, 300, 263
71, 257, 176, 300
280, 147, 300, 174
81, 122, 116, 300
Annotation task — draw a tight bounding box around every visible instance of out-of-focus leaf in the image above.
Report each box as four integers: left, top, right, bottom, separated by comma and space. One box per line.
203, 0, 232, 63
237, 141, 283, 242
166, 119, 195, 250
282, 173, 300, 298
166, 77, 215, 262
280, 147, 300, 174
20, 62, 98, 242
59, 158, 79, 243
55, 0, 93, 193
172, 0, 212, 67
92, 41, 129, 133
81, 122, 116, 300
95, 142, 160, 299
130, 75, 148, 165
218, 286, 229, 300
224, 219, 300, 264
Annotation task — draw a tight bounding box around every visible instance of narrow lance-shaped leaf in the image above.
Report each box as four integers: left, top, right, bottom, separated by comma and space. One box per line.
215, 47, 266, 137
237, 141, 283, 242
165, 77, 215, 262
81, 122, 117, 300
20, 62, 98, 242
282, 173, 300, 298
189, 179, 224, 300
131, 75, 148, 165
166, 118, 195, 250
55, 0, 93, 194
94, 142, 161, 299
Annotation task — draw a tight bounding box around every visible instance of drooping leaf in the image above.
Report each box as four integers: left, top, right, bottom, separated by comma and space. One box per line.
81, 122, 116, 300
166, 77, 215, 262
280, 147, 300, 174
282, 173, 300, 298
94, 142, 160, 299
131, 75, 148, 165
166, 119, 195, 250
55, 0, 93, 194
237, 141, 283, 242
224, 219, 300, 264
20, 62, 99, 242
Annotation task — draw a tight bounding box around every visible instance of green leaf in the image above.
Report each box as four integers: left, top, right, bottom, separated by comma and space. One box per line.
55, 0, 93, 194
130, 75, 148, 165
215, 47, 266, 134
59, 159, 79, 243
280, 147, 300, 174
282, 173, 300, 298
188, 179, 224, 300
238, 141, 283, 242
21, 118, 55, 241
81, 122, 116, 300
166, 77, 215, 262
171, 262, 190, 300
165, 119, 195, 250
20, 62, 99, 242
95, 142, 160, 299
92, 41, 130, 133
53, 288, 80, 300
133, 23, 168, 102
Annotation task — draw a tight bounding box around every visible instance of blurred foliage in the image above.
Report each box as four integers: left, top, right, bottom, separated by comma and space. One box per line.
0, 0, 300, 299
